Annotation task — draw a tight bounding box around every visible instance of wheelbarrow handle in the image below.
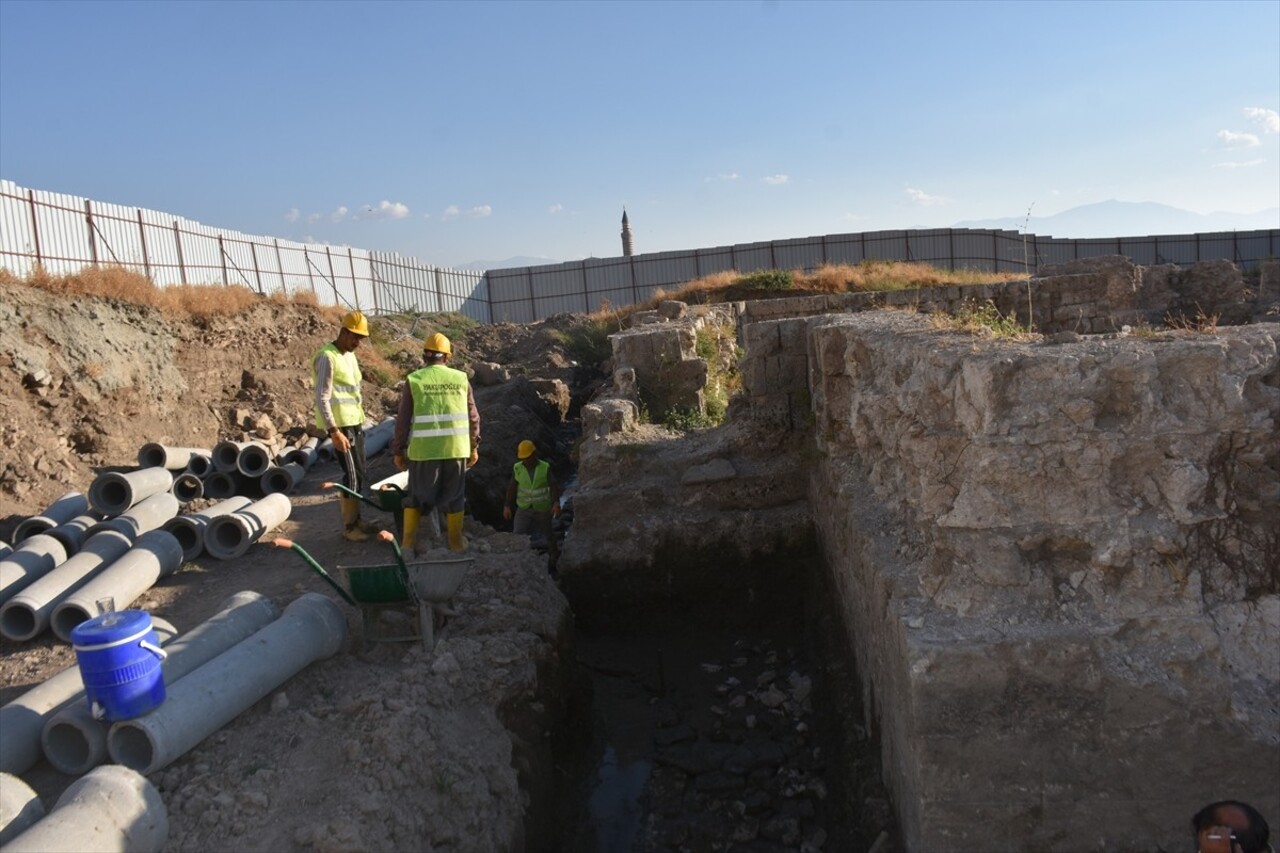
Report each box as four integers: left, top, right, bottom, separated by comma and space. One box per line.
270, 538, 359, 607
321, 481, 383, 511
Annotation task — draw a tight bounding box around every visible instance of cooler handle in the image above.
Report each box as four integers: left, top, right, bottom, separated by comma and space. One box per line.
139, 640, 168, 660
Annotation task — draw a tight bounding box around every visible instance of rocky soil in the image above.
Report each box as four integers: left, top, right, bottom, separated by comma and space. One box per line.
0, 282, 606, 851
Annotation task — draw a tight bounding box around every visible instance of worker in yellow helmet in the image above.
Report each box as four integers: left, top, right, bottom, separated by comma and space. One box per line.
391, 332, 480, 557
313, 310, 377, 541
503, 439, 562, 575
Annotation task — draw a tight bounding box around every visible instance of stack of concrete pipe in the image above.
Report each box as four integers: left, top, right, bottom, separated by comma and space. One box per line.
87, 467, 173, 518
279, 436, 319, 471
11, 492, 90, 543
0, 529, 182, 643
108, 593, 345, 774
0, 618, 178, 776
0, 773, 45, 845
0, 765, 168, 852
161, 496, 252, 561
83, 492, 179, 542
203, 493, 291, 560
0, 535, 69, 609
42, 591, 280, 777
363, 417, 396, 457
50, 530, 184, 642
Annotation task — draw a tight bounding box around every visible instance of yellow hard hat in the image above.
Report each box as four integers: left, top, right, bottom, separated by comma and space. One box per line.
517, 440, 536, 460
424, 332, 452, 356
341, 311, 369, 337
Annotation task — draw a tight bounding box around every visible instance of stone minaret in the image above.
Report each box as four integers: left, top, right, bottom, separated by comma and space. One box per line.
621, 208, 634, 257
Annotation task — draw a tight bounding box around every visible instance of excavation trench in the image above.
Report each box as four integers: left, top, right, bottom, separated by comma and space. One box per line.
532, 548, 898, 853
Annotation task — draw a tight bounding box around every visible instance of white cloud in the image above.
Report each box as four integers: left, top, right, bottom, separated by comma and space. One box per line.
358, 200, 411, 221
1217, 129, 1261, 148
548, 203, 564, 214
284, 207, 299, 223
466, 205, 492, 218
441, 205, 460, 220
906, 187, 949, 206
1244, 107, 1280, 134
1213, 158, 1266, 169
762, 174, 790, 185
329, 206, 349, 223
306, 212, 322, 224
720, 172, 740, 181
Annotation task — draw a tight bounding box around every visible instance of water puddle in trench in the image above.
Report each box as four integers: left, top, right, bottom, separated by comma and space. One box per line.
548, 557, 897, 853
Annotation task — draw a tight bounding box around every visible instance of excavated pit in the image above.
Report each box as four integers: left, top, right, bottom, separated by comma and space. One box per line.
541, 547, 898, 853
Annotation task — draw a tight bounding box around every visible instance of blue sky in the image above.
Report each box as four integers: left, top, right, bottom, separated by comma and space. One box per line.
2, 0, 1277, 268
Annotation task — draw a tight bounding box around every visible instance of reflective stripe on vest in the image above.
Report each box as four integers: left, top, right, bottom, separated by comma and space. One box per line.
313, 343, 364, 429
406, 365, 470, 460
513, 460, 551, 510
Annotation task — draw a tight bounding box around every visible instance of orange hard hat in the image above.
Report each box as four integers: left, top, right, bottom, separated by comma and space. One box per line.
517, 440, 536, 459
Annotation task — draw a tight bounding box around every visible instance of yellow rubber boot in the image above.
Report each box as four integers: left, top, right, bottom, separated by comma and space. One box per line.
446, 512, 468, 553
400, 507, 421, 560
340, 497, 370, 542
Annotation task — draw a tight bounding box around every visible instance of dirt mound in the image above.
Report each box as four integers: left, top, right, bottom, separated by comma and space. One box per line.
0, 282, 599, 851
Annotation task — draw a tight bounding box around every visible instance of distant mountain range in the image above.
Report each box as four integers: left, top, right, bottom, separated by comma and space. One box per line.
954, 199, 1280, 238
453, 255, 563, 271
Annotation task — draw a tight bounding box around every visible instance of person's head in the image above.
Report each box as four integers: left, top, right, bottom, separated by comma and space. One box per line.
336, 311, 369, 352
424, 332, 452, 364
517, 440, 537, 464
1194, 801, 1272, 853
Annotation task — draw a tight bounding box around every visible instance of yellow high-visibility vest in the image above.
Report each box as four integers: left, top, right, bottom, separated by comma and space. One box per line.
313, 343, 364, 429
406, 365, 470, 460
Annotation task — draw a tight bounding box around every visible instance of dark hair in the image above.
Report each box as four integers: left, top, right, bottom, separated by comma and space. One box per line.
1193, 801, 1271, 853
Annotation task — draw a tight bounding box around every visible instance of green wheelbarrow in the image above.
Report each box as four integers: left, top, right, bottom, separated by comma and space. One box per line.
321, 472, 410, 538
271, 531, 471, 650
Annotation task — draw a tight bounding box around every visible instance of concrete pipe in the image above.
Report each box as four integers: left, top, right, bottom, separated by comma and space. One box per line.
201, 471, 237, 500
259, 463, 304, 496
315, 436, 335, 463
0, 535, 69, 607
12, 492, 90, 543
87, 467, 173, 517
0, 543, 10, 562
0, 773, 44, 846
0, 617, 176, 776
363, 417, 396, 457
109, 593, 345, 775
184, 453, 213, 478
211, 440, 251, 473
280, 436, 319, 470
0, 764, 167, 853
41, 515, 100, 559
161, 497, 252, 562
235, 441, 273, 478
85, 492, 180, 542
42, 592, 278, 777
51, 530, 184, 642
203, 493, 291, 561
136, 444, 211, 471
171, 472, 204, 503
0, 531, 131, 642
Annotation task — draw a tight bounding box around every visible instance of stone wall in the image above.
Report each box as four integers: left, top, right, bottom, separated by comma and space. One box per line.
803, 310, 1279, 851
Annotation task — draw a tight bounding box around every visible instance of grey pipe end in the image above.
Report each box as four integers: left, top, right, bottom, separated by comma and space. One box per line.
236, 443, 273, 478
171, 473, 204, 503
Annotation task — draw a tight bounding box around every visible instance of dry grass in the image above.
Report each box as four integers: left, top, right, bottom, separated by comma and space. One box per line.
635, 261, 1023, 310
4, 265, 319, 320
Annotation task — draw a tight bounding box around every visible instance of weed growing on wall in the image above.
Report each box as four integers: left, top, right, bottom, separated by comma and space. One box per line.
936, 299, 1037, 340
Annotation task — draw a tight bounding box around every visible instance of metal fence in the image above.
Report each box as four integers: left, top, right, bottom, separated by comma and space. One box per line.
3, 179, 1276, 324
